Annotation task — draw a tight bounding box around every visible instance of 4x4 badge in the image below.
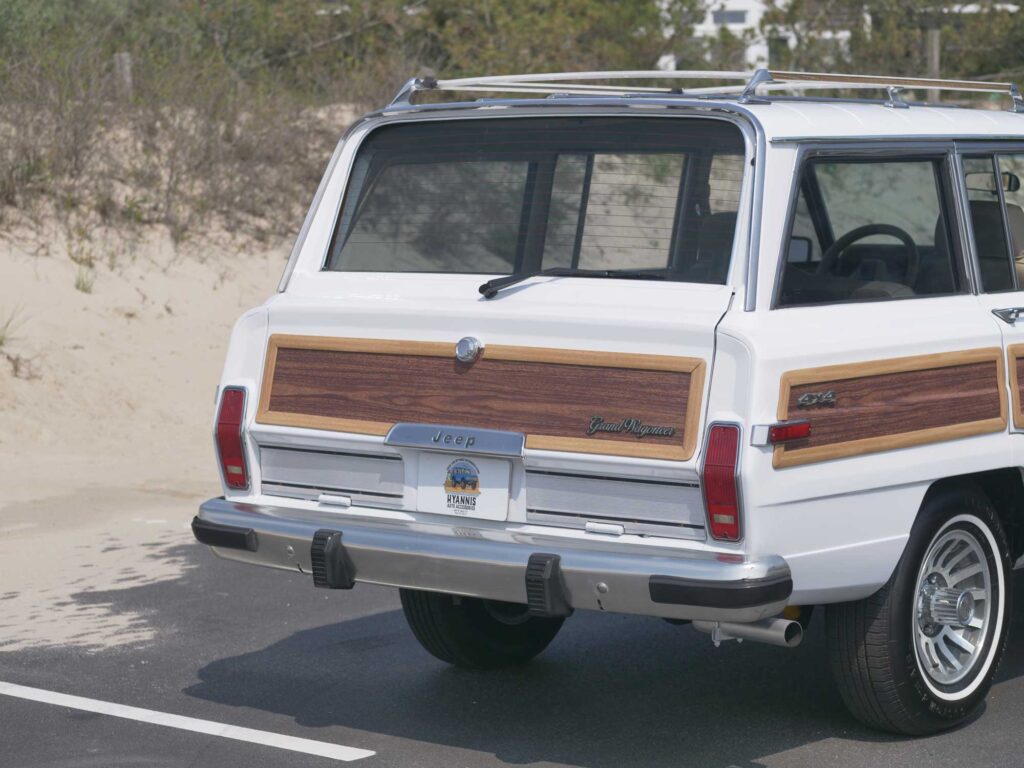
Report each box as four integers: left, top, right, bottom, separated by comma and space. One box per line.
796, 390, 837, 408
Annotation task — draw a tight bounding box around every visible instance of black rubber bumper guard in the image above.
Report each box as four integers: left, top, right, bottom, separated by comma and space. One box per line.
649, 574, 793, 609
191, 516, 258, 552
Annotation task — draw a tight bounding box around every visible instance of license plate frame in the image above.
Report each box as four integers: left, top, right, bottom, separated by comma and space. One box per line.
416, 452, 511, 521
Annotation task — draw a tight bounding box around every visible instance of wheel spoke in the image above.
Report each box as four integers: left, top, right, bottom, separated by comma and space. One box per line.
968, 588, 987, 602
921, 638, 940, 670
967, 616, 984, 630
950, 563, 984, 585
933, 539, 959, 569
942, 627, 976, 655
943, 543, 973, 572
935, 635, 964, 671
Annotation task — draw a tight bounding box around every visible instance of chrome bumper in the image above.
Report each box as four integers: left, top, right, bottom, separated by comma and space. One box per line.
194, 497, 792, 622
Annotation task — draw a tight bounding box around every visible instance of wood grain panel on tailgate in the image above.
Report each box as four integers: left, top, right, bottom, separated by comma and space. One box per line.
774, 348, 1007, 469
257, 335, 706, 461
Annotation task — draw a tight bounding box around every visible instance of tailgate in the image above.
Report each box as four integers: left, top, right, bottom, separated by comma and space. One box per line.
249, 275, 731, 538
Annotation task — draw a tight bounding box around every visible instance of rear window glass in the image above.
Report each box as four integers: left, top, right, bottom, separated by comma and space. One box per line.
325, 117, 746, 285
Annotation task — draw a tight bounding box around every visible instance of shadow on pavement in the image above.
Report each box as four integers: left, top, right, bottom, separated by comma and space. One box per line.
182, 595, 937, 767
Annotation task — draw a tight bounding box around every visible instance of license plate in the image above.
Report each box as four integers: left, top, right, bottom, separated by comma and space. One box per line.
416, 452, 510, 521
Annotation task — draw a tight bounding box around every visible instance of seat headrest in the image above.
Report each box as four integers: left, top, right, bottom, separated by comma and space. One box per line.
1004, 203, 1024, 259
969, 200, 1011, 258
698, 212, 738, 244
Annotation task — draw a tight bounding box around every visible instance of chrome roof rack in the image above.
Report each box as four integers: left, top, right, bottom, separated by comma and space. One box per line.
389, 69, 1024, 113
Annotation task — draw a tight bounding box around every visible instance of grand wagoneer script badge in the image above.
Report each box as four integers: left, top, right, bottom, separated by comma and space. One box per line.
444, 458, 481, 513
587, 416, 677, 439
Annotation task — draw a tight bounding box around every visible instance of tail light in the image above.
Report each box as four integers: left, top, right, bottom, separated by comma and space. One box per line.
215, 387, 249, 490
768, 420, 811, 444
702, 424, 741, 541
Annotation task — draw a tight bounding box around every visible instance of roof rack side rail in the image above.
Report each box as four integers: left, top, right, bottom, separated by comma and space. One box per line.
739, 69, 773, 104
389, 76, 439, 106
387, 69, 1024, 113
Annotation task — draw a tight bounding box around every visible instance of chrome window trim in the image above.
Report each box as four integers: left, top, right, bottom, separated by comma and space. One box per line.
277, 117, 371, 293
305, 99, 765, 311
949, 148, 983, 296
772, 135, 1024, 145
953, 140, 1024, 295
769, 141, 974, 310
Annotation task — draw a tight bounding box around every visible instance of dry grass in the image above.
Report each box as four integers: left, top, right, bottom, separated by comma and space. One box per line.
0, 306, 23, 348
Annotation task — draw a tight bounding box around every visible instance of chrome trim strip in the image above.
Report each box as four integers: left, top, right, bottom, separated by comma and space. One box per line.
525, 469, 698, 488
744, 120, 766, 310
524, 508, 702, 527
525, 509, 706, 542
198, 496, 790, 622
258, 443, 402, 462
262, 479, 404, 499
384, 423, 526, 458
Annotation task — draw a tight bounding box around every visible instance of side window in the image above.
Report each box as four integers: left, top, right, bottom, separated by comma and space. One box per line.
778, 158, 961, 307
962, 156, 1015, 292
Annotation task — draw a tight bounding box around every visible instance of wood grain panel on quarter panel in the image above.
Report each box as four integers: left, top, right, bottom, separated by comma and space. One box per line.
1008, 344, 1024, 430
774, 348, 1007, 469
257, 335, 706, 461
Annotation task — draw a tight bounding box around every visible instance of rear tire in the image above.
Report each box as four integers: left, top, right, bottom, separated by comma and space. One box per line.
399, 588, 565, 669
826, 486, 1011, 735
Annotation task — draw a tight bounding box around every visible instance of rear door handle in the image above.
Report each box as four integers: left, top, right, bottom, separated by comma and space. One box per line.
993, 307, 1024, 324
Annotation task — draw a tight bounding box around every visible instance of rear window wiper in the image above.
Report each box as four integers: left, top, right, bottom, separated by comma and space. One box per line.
479, 267, 666, 299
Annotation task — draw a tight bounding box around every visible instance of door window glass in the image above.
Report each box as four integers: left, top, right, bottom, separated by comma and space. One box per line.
778, 158, 960, 307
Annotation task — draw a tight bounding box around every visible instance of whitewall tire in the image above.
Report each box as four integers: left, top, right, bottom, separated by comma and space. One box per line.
826, 485, 1012, 735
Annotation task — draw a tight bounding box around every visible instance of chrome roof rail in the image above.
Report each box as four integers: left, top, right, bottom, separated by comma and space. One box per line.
388, 69, 1024, 112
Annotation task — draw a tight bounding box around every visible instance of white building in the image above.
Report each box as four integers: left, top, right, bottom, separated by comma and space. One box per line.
693, 0, 773, 66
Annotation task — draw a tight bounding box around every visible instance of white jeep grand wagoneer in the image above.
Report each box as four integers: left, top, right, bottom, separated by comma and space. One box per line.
193, 69, 1024, 734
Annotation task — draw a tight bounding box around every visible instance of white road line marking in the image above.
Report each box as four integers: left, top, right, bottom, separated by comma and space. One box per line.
0, 681, 375, 762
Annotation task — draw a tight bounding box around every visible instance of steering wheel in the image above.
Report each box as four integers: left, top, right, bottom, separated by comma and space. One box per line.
818, 223, 920, 287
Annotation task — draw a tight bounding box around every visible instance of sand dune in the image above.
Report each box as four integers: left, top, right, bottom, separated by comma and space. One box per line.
0, 229, 285, 650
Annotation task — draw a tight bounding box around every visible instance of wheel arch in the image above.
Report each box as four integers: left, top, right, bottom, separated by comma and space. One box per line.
924, 468, 1024, 563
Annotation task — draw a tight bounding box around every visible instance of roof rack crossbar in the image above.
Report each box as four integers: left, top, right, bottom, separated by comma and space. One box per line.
389, 69, 1024, 113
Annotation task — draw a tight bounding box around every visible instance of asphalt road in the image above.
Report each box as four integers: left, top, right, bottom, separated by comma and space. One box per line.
3, 528, 1024, 768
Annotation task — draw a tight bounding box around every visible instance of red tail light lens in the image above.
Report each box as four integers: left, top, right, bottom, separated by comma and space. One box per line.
215, 387, 249, 490
768, 420, 811, 444
702, 424, 741, 541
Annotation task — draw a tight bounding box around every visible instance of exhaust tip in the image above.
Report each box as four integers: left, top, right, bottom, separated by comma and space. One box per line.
783, 620, 803, 648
